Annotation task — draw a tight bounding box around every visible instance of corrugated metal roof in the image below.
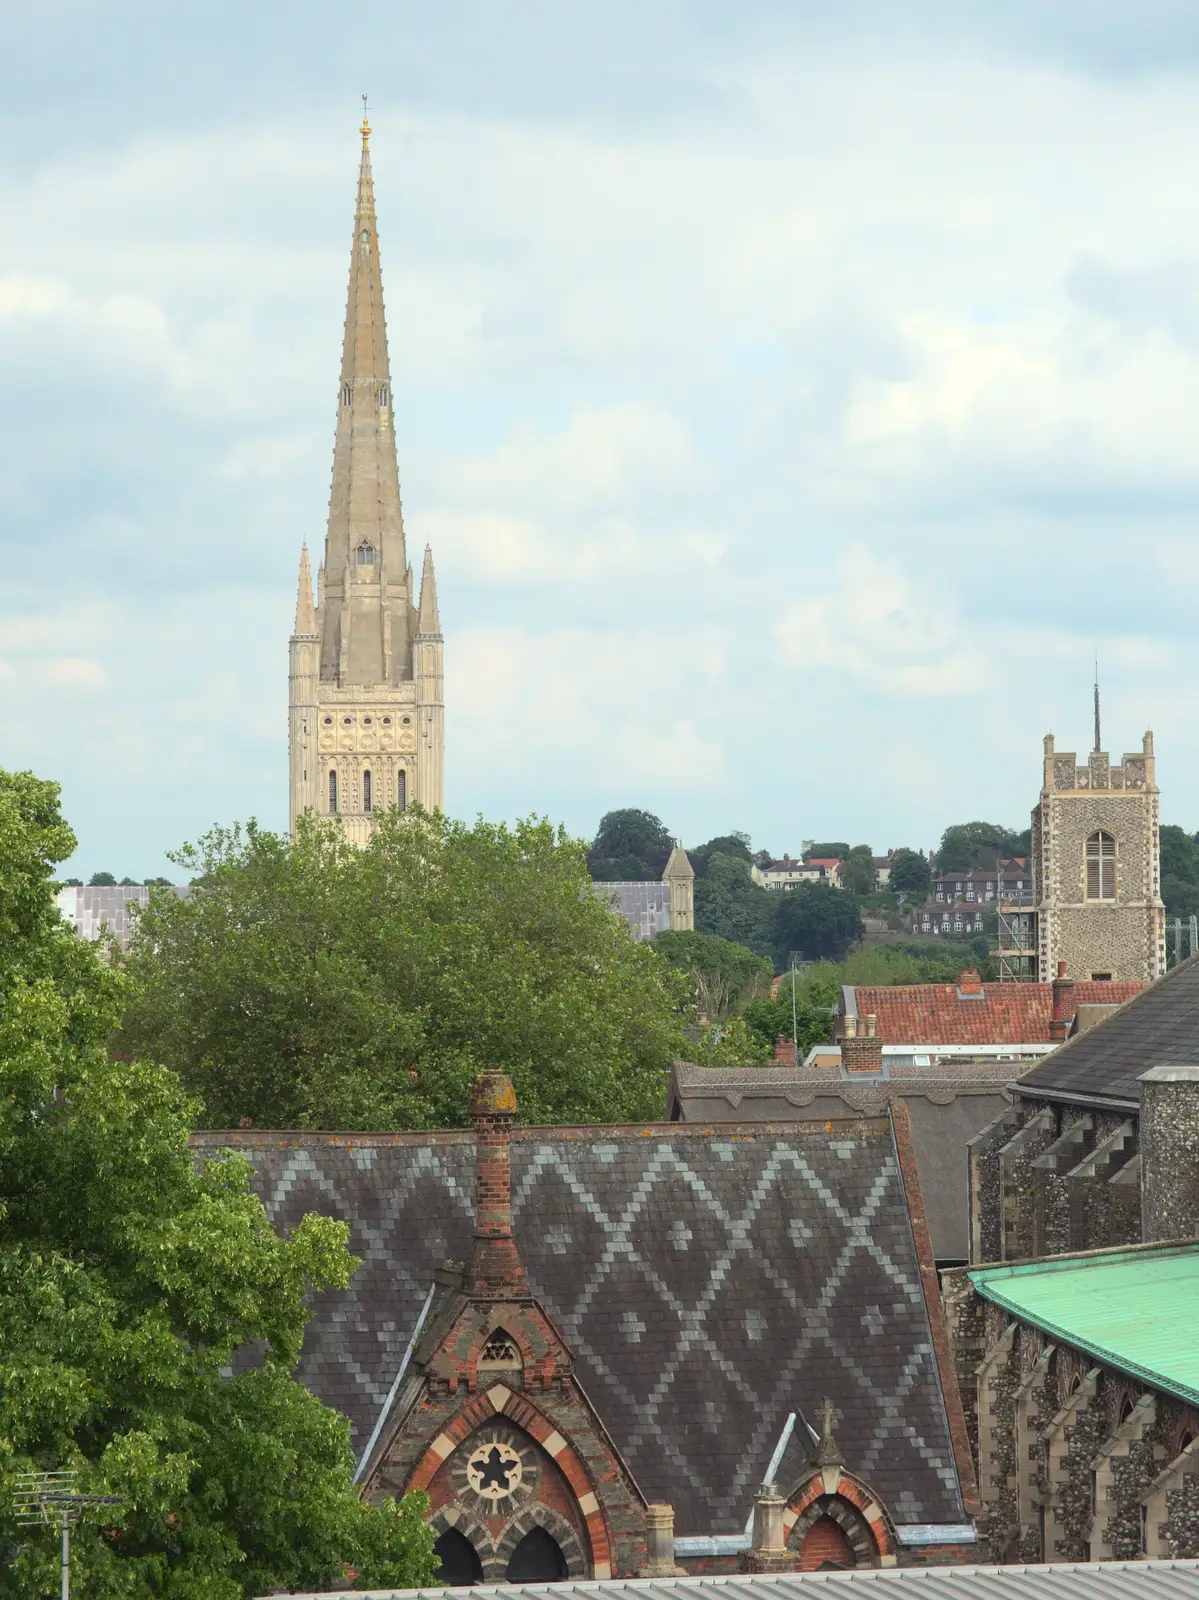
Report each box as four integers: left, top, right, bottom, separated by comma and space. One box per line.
970, 1242, 1199, 1404
260, 1557, 1199, 1597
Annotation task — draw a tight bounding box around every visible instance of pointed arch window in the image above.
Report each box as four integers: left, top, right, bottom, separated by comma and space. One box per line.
328, 769, 338, 815
505, 1527, 568, 1584
479, 1328, 521, 1370
379, 385, 388, 407
398, 769, 407, 812
356, 542, 375, 567
363, 770, 372, 813
434, 1528, 483, 1588
1086, 831, 1116, 900
342, 384, 351, 407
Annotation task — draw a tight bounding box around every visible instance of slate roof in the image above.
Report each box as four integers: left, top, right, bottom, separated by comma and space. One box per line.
589, 880, 671, 941
848, 978, 1142, 1047
192, 1119, 965, 1535
667, 1063, 1012, 1263
1014, 953, 1199, 1108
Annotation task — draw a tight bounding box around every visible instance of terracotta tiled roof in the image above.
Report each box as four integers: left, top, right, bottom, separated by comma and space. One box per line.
848, 979, 1143, 1046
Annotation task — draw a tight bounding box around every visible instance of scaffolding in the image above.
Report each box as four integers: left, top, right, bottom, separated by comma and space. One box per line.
1165, 916, 1199, 969
996, 899, 1037, 982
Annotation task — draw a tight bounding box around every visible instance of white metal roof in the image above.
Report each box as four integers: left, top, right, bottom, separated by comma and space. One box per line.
264, 1558, 1199, 1598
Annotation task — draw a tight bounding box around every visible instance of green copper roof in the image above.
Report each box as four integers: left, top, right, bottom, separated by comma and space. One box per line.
970, 1243, 1199, 1405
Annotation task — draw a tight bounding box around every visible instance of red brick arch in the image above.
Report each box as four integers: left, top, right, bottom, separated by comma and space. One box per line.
405, 1382, 616, 1579
783, 1465, 897, 1567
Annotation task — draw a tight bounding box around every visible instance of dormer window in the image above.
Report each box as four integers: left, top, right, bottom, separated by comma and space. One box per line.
356, 542, 375, 567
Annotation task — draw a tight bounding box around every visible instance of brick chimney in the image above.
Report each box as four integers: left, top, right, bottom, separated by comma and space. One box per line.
1050, 960, 1075, 1043
957, 969, 983, 997
842, 1012, 882, 1072
464, 1071, 528, 1299
773, 1036, 797, 1065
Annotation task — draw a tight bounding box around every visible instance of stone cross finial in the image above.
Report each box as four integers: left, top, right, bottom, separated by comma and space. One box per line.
821, 1397, 840, 1437
810, 1396, 844, 1467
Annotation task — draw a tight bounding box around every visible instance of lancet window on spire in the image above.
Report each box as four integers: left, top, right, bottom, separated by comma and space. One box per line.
379, 385, 388, 407
342, 384, 351, 406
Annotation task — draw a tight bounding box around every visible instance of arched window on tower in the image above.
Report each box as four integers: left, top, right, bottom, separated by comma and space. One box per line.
328, 769, 338, 814
505, 1527, 568, 1584
379, 385, 388, 407
356, 542, 375, 567
342, 384, 351, 407
398, 769, 407, 812
1086, 831, 1117, 900
363, 770, 372, 813
434, 1528, 483, 1588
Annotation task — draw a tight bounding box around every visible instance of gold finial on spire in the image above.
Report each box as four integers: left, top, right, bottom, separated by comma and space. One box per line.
361, 92, 370, 145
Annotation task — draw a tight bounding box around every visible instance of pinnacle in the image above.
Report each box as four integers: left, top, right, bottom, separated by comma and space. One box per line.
417, 544, 441, 636
294, 543, 316, 635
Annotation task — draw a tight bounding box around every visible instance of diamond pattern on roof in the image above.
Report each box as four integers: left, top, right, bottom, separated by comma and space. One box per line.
193, 1122, 963, 1534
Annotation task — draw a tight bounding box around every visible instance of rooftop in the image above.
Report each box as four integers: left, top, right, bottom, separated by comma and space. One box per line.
1014, 954, 1199, 1108
970, 1242, 1199, 1406
261, 1557, 1199, 1598
846, 977, 1143, 1048
193, 1117, 967, 1535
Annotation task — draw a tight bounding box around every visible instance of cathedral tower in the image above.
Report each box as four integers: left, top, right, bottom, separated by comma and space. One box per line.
289, 114, 445, 840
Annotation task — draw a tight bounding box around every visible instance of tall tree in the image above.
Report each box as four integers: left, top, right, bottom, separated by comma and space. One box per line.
652, 930, 771, 1020
838, 845, 877, 897
803, 842, 850, 861
0, 769, 439, 1598
888, 848, 932, 896
121, 811, 685, 1131
935, 822, 1030, 872
586, 808, 674, 880
772, 881, 864, 966
1160, 824, 1199, 919
687, 833, 752, 879
692, 852, 776, 964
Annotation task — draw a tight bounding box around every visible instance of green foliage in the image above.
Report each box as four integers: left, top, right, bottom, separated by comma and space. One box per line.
586, 808, 672, 881
772, 882, 864, 966
887, 848, 932, 896
1160, 825, 1199, 919
652, 930, 771, 1020
687, 833, 752, 879
121, 810, 684, 1131
89, 871, 117, 886
935, 821, 1030, 872
741, 980, 835, 1061
787, 941, 991, 1007
803, 842, 849, 861
693, 853, 775, 963
688, 1016, 772, 1068
0, 769, 440, 1598
837, 845, 877, 897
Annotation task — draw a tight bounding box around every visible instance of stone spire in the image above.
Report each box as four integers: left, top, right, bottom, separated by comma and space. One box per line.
294, 542, 316, 635
319, 112, 409, 687
417, 544, 440, 635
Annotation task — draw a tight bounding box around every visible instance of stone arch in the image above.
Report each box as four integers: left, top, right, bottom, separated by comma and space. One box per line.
493, 1504, 588, 1582
428, 1506, 496, 1575
405, 1385, 614, 1579
788, 1494, 879, 1568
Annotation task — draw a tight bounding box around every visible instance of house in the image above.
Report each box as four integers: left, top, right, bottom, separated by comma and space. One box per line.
753, 856, 826, 891
931, 866, 1030, 905
195, 1079, 980, 1578
910, 901, 989, 939
805, 857, 843, 889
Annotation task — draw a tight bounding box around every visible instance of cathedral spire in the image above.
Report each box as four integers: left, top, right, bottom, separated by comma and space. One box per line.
294, 543, 316, 635
319, 115, 407, 687
417, 544, 441, 635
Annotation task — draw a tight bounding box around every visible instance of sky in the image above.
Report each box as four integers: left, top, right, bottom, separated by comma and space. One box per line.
4, 2, 1199, 878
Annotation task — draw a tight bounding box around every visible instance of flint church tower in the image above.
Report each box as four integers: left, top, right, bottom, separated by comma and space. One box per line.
289, 114, 445, 841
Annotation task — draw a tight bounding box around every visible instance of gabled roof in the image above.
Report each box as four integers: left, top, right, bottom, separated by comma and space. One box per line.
193, 1119, 966, 1535
1015, 954, 1199, 1108
848, 978, 1143, 1048
970, 1242, 1199, 1405
668, 1062, 1013, 1263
